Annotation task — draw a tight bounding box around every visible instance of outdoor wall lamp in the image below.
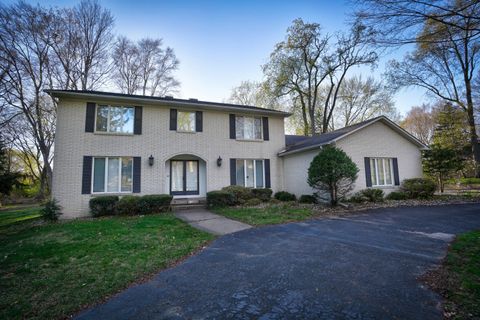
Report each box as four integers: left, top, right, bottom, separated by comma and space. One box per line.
217, 156, 222, 167
148, 155, 154, 166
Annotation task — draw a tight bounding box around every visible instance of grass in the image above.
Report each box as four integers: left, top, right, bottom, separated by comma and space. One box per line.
0, 204, 42, 227
0, 212, 214, 319
214, 203, 314, 226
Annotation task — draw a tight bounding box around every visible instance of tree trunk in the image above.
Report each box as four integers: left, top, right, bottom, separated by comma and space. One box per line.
466, 104, 480, 177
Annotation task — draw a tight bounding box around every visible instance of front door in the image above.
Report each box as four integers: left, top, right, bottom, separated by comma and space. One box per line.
170, 160, 199, 195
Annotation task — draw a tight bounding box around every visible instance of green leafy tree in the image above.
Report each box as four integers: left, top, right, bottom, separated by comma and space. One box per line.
308, 145, 359, 205
423, 146, 463, 193
0, 139, 22, 201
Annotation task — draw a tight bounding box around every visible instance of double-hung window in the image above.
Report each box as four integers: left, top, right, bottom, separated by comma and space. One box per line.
96, 105, 134, 134
235, 116, 262, 140
92, 157, 133, 193
235, 159, 265, 188
177, 111, 196, 132
370, 158, 394, 187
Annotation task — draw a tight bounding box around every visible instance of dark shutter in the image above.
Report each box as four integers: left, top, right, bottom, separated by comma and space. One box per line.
196, 111, 203, 132
229, 114, 236, 139
262, 117, 269, 141
265, 159, 271, 188
392, 158, 400, 186
134, 106, 142, 134
133, 157, 141, 193
230, 158, 236, 185
364, 157, 372, 187
81, 156, 92, 194
85, 102, 96, 132
170, 109, 177, 131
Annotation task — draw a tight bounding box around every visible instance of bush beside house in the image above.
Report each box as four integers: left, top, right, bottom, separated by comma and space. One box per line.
401, 178, 436, 199
89, 194, 172, 216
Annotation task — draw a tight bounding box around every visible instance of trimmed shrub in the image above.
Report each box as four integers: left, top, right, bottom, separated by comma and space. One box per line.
274, 191, 296, 202
41, 198, 62, 221
299, 194, 316, 204
138, 194, 172, 214
350, 188, 384, 203
89, 196, 119, 217
116, 195, 141, 215
401, 178, 436, 199
207, 190, 235, 208
251, 188, 273, 201
385, 191, 408, 200
245, 198, 262, 207
221, 185, 254, 203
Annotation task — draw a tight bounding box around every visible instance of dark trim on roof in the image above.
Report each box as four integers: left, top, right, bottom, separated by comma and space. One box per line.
279, 116, 428, 156
44, 89, 291, 117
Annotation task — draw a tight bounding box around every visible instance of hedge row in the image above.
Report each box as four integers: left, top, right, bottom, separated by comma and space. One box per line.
89, 194, 172, 217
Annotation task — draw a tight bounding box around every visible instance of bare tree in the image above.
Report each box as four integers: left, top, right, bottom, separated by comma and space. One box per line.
112, 37, 180, 96
263, 19, 377, 135
0, 2, 56, 197
331, 75, 398, 129
227, 80, 284, 109
400, 104, 438, 145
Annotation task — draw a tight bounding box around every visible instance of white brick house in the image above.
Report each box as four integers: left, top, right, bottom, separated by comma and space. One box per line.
46, 90, 426, 218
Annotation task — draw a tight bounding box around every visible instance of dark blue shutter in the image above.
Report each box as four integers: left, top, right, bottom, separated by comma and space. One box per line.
230, 158, 236, 185
262, 117, 269, 141
229, 114, 236, 139
265, 159, 271, 188
134, 106, 142, 134
392, 158, 400, 186
85, 102, 96, 132
81, 156, 92, 194
196, 111, 203, 132
133, 157, 141, 193
170, 109, 177, 131
364, 157, 372, 187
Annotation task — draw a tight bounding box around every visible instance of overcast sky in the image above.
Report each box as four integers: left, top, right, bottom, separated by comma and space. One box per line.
15, 0, 430, 115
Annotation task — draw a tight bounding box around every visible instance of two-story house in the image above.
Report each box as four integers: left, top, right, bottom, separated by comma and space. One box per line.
47, 90, 427, 218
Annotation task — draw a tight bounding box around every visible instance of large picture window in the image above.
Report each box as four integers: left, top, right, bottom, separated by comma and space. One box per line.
235, 116, 262, 140
92, 157, 133, 193
370, 158, 394, 187
177, 111, 196, 132
235, 159, 265, 188
96, 105, 134, 134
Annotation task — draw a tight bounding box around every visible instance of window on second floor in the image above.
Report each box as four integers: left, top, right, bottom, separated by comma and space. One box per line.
96, 105, 134, 134
235, 116, 262, 140
177, 111, 196, 132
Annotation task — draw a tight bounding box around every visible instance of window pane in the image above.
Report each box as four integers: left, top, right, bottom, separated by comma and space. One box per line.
96, 106, 108, 132
235, 116, 244, 139
377, 158, 385, 186
244, 118, 254, 140
255, 160, 264, 188
236, 160, 245, 186
245, 159, 254, 188
186, 161, 198, 191
254, 117, 262, 140
370, 159, 377, 186
385, 159, 393, 185
107, 158, 120, 192
93, 158, 105, 192
171, 161, 184, 192
122, 107, 134, 133
178, 111, 196, 132
109, 107, 124, 133
121, 158, 133, 192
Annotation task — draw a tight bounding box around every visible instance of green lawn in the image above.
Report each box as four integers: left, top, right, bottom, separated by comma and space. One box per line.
0, 211, 214, 319
441, 230, 480, 319
0, 205, 42, 227
214, 204, 313, 226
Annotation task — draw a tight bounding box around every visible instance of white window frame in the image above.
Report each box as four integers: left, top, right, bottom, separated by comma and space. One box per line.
236, 159, 265, 188
91, 156, 134, 194
177, 111, 196, 133
235, 116, 263, 140
370, 158, 394, 187
94, 105, 135, 134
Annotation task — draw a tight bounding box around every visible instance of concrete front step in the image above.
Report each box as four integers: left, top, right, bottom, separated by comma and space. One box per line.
173, 204, 207, 211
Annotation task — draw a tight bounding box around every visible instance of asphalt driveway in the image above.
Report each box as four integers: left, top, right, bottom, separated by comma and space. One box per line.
77, 203, 480, 320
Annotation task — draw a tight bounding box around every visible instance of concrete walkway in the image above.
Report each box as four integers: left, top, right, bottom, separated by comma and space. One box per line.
174, 208, 251, 235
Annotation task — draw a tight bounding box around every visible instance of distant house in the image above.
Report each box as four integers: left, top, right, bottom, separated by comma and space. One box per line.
46, 90, 426, 218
